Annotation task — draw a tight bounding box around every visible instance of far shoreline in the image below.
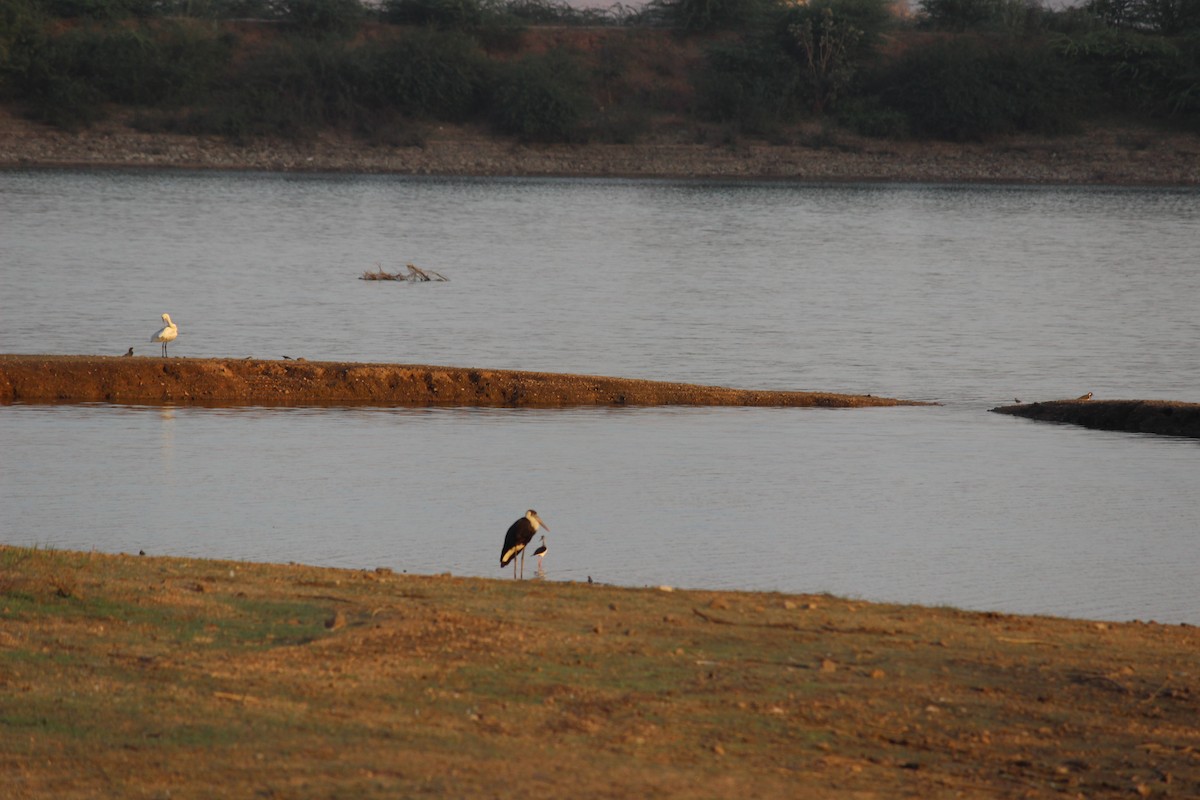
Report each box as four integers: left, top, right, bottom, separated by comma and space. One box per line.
7, 159, 1200, 188
3, 109, 1198, 186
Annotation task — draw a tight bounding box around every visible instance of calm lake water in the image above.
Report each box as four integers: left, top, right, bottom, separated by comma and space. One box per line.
2, 170, 1198, 623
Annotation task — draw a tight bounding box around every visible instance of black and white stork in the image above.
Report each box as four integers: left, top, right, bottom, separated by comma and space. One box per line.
500, 509, 548, 580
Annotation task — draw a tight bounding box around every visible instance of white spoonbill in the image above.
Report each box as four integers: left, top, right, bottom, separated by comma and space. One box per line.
151, 313, 178, 357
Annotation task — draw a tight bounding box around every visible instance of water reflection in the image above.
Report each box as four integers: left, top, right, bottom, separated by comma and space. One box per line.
159, 406, 176, 468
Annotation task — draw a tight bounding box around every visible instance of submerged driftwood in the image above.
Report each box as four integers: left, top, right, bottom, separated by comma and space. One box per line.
361, 263, 449, 282
992, 398, 1200, 439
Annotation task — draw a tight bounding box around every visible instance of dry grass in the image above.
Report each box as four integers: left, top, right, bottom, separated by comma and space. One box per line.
2, 545, 1198, 798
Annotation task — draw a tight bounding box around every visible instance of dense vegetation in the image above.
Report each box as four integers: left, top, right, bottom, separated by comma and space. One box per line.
1, 0, 1197, 143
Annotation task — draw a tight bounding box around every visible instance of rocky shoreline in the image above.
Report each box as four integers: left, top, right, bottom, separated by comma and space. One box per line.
3, 107, 1199, 183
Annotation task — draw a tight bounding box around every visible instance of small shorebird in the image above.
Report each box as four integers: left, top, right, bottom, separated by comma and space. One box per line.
533, 535, 548, 578
122, 347, 134, 357
500, 509, 548, 580
1013, 397, 1021, 404
151, 313, 178, 357
1076, 391, 1093, 401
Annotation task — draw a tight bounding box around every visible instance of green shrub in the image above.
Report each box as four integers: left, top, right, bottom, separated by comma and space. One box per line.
22, 73, 107, 129
1041, 6, 1109, 36
380, 0, 527, 51
382, 0, 497, 28
785, 7, 864, 113
1, 0, 45, 93
1084, 0, 1200, 36
759, 0, 892, 115
16, 22, 232, 127
693, 37, 802, 131
919, 0, 1054, 33
270, 0, 364, 39
836, 94, 910, 137
165, 0, 276, 17
880, 37, 1090, 139
1056, 27, 1200, 121
178, 31, 490, 139
360, 30, 487, 120
487, 49, 591, 141
38, 0, 162, 20
919, 0, 1000, 31
502, 0, 622, 26
197, 37, 366, 138
645, 0, 782, 34
779, 0, 892, 53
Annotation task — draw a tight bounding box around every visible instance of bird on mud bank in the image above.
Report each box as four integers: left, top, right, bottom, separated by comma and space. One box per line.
1076, 391, 1093, 401
151, 313, 178, 357
500, 510, 548, 580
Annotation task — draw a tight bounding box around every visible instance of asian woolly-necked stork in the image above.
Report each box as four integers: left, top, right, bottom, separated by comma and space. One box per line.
500, 509, 548, 579
151, 313, 178, 357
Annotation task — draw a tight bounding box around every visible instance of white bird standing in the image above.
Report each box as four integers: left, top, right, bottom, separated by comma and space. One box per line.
151, 313, 178, 357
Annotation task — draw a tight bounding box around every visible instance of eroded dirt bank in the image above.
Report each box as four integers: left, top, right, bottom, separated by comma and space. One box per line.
992, 398, 1200, 438
0, 354, 924, 408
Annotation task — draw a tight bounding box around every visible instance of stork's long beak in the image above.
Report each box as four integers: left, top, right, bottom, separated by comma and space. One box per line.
534, 515, 548, 532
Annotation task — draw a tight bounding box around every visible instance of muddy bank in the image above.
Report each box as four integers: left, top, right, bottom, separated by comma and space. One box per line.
992, 398, 1200, 438
0, 354, 925, 408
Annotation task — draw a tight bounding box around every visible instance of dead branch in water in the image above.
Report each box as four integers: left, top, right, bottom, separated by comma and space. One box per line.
360, 262, 449, 282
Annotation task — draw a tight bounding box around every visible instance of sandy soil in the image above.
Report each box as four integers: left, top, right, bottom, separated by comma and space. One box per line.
2, 106, 1199, 184
992, 398, 1200, 439
2, 546, 1198, 799
0, 354, 926, 407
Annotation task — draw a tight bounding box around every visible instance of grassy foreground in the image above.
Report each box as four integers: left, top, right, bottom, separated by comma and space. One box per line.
2, 546, 1197, 799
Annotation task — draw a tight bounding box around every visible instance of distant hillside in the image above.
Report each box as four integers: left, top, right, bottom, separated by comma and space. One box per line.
1, 0, 1196, 148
